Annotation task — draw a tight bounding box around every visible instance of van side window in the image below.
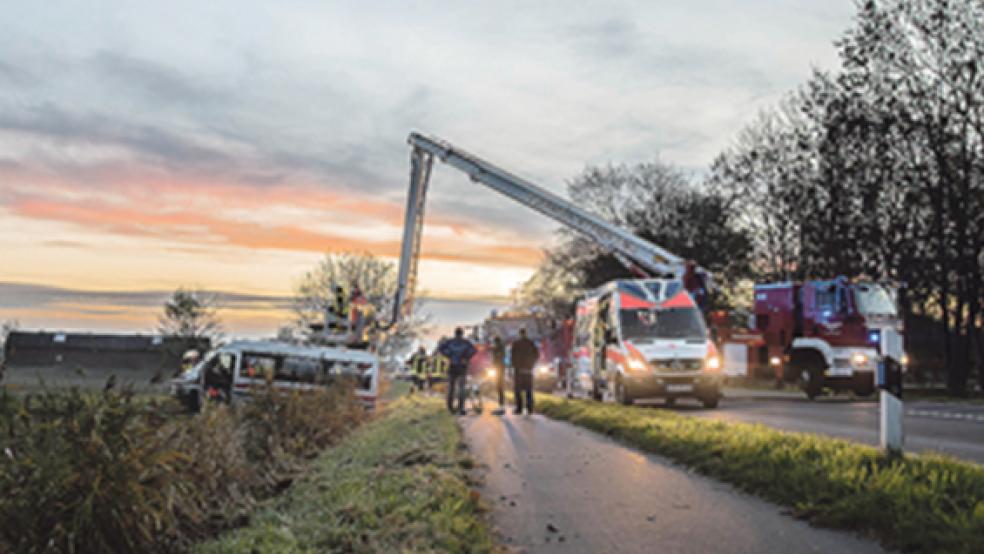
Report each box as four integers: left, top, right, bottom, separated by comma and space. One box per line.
218, 353, 235, 374
241, 353, 278, 379
281, 356, 320, 383
325, 360, 374, 389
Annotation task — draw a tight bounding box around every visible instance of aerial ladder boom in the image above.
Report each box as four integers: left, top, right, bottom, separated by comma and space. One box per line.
391, 132, 687, 325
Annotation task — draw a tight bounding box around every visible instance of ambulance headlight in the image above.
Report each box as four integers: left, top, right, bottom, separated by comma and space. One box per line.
851, 353, 869, 367
769, 356, 782, 367
486, 368, 496, 379
537, 365, 550, 375
900, 353, 909, 367
627, 359, 648, 372
705, 355, 721, 372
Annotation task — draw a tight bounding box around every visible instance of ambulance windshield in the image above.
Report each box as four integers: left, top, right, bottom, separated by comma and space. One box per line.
620, 307, 706, 341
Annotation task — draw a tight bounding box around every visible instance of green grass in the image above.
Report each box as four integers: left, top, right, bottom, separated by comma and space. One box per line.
195, 396, 494, 554
536, 395, 984, 554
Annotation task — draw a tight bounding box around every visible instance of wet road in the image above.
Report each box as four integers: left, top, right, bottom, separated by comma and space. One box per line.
461, 411, 887, 554
660, 391, 984, 464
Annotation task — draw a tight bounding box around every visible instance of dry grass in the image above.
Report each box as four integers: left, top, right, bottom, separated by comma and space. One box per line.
0, 383, 366, 553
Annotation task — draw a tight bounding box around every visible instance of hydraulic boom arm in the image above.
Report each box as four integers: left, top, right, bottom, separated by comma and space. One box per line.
391, 132, 686, 325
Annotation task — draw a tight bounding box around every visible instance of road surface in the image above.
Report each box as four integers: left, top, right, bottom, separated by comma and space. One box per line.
461, 411, 886, 554
658, 390, 984, 464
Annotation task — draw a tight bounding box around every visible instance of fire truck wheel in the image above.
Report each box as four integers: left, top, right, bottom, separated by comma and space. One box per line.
802, 368, 823, 400
855, 385, 875, 398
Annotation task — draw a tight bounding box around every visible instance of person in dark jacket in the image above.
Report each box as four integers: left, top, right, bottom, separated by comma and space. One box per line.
491, 336, 507, 415
510, 328, 539, 415
438, 327, 477, 414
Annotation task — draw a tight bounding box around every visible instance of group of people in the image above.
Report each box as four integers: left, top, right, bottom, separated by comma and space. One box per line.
407, 326, 540, 417
405, 343, 450, 393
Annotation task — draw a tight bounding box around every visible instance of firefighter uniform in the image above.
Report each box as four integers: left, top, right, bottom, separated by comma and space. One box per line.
408, 347, 428, 393
330, 285, 349, 332
429, 353, 449, 390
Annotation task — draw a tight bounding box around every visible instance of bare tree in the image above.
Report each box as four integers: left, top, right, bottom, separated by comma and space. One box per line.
836, 0, 984, 393
292, 252, 429, 359
157, 288, 223, 341
511, 247, 581, 320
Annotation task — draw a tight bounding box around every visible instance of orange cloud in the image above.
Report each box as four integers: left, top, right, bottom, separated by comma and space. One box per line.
9, 196, 543, 267
2, 163, 544, 267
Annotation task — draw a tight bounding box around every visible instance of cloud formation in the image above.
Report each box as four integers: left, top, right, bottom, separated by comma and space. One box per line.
0, 0, 855, 334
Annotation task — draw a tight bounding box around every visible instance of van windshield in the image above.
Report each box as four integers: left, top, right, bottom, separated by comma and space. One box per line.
620, 307, 706, 341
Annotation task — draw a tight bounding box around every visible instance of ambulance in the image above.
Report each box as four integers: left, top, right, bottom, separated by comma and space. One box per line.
571, 279, 722, 408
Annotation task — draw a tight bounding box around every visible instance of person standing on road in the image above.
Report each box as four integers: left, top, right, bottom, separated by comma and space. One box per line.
491, 336, 507, 415
439, 327, 477, 415
407, 346, 428, 394
510, 328, 539, 415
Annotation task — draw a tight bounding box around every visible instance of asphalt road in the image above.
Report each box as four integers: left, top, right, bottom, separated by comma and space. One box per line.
461, 411, 886, 554
654, 390, 984, 465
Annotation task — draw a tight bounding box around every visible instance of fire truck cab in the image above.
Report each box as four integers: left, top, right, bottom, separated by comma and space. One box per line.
573, 279, 722, 408
755, 277, 906, 399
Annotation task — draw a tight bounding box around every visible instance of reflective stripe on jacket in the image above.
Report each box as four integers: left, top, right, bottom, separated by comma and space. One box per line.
430, 355, 449, 375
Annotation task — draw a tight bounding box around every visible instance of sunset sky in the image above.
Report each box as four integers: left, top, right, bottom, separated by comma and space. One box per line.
0, 1, 854, 337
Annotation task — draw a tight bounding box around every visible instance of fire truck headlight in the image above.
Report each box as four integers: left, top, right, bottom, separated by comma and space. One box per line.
536, 365, 549, 375
705, 356, 721, 372
851, 353, 869, 367
769, 356, 782, 367
486, 368, 496, 379
900, 354, 909, 367
627, 359, 647, 372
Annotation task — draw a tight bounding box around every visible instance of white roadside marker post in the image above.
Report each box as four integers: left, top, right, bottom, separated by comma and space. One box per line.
878, 328, 905, 456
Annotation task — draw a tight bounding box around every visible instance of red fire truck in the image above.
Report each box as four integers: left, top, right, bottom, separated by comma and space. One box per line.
469, 312, 571, 392
741, 276, 907, 399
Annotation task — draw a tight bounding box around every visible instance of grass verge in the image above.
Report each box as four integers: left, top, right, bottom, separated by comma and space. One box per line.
195, 396, 494, 554
536, 395, 984, 554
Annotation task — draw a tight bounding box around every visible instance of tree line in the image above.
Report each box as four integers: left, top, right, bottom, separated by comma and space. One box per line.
515, 0, 984, 394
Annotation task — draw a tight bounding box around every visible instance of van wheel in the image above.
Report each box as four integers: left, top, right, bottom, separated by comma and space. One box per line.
616, 378, 633, 406
664, 396, 676, 407
187, 391, 201, 412
701, 394, 719, 409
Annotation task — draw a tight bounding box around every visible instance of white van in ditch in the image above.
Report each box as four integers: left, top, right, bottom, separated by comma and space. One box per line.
171, 340, 378, 411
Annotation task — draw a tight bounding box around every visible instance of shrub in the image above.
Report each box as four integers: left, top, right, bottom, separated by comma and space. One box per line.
0, 383, 366, 553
